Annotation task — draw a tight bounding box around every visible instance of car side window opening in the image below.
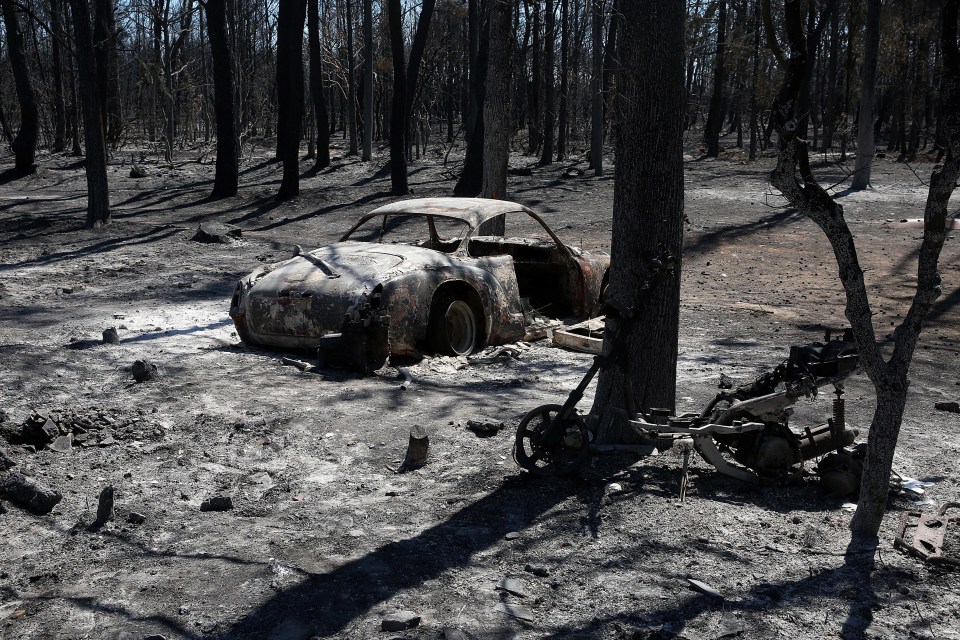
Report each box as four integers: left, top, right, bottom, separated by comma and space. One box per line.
468, 213, 578, 318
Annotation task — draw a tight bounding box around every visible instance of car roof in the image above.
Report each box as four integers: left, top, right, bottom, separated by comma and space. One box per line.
367, 198, 533, 229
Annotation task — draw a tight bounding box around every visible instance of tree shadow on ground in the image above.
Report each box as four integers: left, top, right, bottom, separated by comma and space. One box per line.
537, 541, 888, 639
221, 467, 634, 638
0, 226, 184, 271
251, 191, 393, 232
684, 208, 805, 257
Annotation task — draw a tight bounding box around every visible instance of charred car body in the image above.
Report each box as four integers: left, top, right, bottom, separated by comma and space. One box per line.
230, 198, 609, 368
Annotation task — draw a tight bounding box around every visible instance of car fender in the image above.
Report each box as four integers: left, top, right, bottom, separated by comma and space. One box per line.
382, 259, 525, 355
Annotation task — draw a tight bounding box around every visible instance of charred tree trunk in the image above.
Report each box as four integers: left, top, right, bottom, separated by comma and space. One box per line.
852, 0, 880, 189
480, 0, 514, 230
68, 0, 111, 227
454, 0, 490, 196
466, 0, 480, 140
206, 0, 239, 197
405, 0, 436, 159
276, 0, 307, 200
309, 0, 331, 169
51, 0, 67, 153
749, 0, 760, 161
589, 0, 684, 444
768, 0, 959, 542
556, 0, 568, 161
388, 0, 409, 194
346, 0, 358, 156
540, 0, 556, 165
2, 0, 39, 174
528, 0, 542, 155
93, 0, 121, 144
589, 0, 602, 175
361, 0, 373, 161
704, 0, 726, 157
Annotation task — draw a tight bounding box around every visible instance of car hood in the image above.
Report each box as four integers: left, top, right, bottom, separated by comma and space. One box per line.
251, 242, 457, 295
239, 242, 456, 342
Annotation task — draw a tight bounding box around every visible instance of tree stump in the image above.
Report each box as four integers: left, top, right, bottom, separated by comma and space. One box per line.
398, 425, 429, 472
91, 485, 114, 528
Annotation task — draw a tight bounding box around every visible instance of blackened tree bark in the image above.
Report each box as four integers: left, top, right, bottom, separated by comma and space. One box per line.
589, 0, 685, 444
556, 0, 568, 161
466, 0, 480, 140
528, 0, 542, 155
600, 0, 619, 128
768, 0, 959, 542
387, 0, 436, 194
361, 0, 373, 161
748, 0, 760, 161
388, 0, 409, 194
703, 0, 726, 157
93, 0, 121, 143
51, 0, 67, 153
276, 0, 307, 200
589, 0, 602, 175
821, 2, 840, 151
852, 0, 880, 189
309, 0, 330, 169
480, 0, 514, 231
539, 0, 556, 165
1, 0, 39, 174
346, 0, 358, 156
454, 0, 490, 196
405, 0, 436, 135
68, 0, 111, 227
206, 0, 239, 197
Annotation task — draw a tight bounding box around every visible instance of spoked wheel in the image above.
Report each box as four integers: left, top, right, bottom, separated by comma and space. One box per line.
514, 404, 590, 476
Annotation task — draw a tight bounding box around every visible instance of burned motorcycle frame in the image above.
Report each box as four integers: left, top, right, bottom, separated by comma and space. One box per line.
514, 257, 863, 492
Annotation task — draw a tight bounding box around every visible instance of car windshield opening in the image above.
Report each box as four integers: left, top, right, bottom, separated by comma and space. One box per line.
346, 214, 470, 253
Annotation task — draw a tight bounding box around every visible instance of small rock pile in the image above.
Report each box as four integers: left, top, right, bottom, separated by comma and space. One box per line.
0, 409, 143, 453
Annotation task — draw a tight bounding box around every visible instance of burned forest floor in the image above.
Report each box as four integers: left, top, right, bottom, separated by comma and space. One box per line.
1, 139, 960, 640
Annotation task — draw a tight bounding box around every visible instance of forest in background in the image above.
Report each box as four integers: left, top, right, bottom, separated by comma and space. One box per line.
0, 0, 951, 182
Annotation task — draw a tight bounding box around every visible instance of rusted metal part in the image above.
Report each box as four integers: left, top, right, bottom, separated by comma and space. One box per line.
895, 503, 960, 566
230, 198, 607, 363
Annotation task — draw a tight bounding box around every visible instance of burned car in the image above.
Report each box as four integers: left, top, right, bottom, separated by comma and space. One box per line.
229, 198, 609, 367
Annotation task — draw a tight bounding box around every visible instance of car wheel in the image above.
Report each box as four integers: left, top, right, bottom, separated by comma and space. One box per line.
429, 295, 478, 356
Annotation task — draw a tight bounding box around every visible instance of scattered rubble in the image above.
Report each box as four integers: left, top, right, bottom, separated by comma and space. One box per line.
200, 496, 234, 512
496, 577, 528, 598
686, 578, 724, 600
493, 602, 534, 622
2, 472, 63, 514
380, 610, 421, 631
465, 417, 506, 434
895, 503, 960, 566
132, 358, 160, 382
190, 223, 243, 244
0, 448, 16, 471
1, 410, 138, 453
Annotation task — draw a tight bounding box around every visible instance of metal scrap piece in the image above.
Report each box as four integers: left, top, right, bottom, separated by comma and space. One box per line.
895, 503, 960, 566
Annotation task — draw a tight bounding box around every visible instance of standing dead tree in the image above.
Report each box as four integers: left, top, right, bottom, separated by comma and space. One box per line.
2, 0, 39, 174
588, 0, 685, 444
69, 0, 112, 227
767, 0, 959, 542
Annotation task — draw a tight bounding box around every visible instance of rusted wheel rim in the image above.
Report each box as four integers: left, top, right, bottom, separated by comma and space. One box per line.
444, 300, 477, 355
514, 404, 589, 476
